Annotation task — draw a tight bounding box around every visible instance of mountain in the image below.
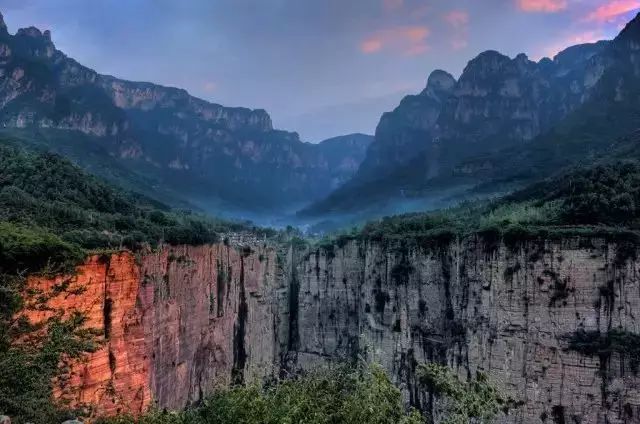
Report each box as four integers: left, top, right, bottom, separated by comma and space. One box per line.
0, 12, 372, 217
303, 19, 624, 217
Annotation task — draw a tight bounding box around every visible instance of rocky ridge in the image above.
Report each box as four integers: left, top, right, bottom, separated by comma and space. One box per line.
0, 11, 372, 213
305, 17, 627, 215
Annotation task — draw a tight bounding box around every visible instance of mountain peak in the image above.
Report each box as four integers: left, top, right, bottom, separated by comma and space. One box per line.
426, 70, 455, 90
421, 70, 455, 99
17, 26, 45, 38
461, 50, 511, 78
0, 12, 7, 35
615, 12, 640, 43
15, 25, 53, 42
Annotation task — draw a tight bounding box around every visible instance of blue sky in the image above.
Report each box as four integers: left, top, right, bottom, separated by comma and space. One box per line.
2, 0, 636, 141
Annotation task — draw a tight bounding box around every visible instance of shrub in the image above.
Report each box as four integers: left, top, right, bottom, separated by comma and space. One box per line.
97, 364, 424, 424
418, 363, 513, 424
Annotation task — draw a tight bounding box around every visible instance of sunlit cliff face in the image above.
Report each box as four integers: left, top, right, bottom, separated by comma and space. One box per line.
22, 243, 278, 416
21, 234, 640, 423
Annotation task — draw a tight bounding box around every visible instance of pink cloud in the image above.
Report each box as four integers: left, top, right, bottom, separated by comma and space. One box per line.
404, 26, 430, 42
517, 0, 567, 13
444, 10, 469, 51
361, 39, 383, 53
203, 81, 217, 92
584, 0, 640, 23
444, 10, 469, 29
360, 26, 430, 56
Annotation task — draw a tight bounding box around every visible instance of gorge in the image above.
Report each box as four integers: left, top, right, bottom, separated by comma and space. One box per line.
3, 5, 640, 424
21, 233, 640, 424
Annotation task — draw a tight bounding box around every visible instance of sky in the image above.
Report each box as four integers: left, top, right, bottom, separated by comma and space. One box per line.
1, 0, 637, 142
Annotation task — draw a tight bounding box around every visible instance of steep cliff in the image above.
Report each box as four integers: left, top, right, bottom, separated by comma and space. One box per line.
291, 236, 640, 424
0, 11, 372, 214
22, 233, 640, 424
305, 15, 640, 217
22, 242, 280, 417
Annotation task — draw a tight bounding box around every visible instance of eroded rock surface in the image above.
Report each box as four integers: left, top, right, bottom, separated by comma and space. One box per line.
22, 236, 640, 423
291, 237, 640, 424
23, 243, 279, 416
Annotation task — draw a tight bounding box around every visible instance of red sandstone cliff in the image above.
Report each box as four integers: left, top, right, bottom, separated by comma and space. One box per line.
22, 243, 279, 418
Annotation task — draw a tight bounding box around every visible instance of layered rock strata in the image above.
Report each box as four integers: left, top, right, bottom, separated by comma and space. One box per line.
23, 236, 640, 424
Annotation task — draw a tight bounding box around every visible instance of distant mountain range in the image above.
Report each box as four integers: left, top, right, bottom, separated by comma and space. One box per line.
303, 13, 640, 220
3, 10, 640, 227
0, 12, 372, 219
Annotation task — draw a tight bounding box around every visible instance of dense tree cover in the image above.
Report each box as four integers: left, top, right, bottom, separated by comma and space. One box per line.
352, 161, 640, 244
510, 162, 640, 227
0, 144, 268, 253
91, 363, 509, 424
0, 144, 273, 423
97, 365, 423, 424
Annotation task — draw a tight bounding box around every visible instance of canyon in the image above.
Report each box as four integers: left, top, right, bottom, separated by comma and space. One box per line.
0, 12, 372, 215
21, 234, 640, 424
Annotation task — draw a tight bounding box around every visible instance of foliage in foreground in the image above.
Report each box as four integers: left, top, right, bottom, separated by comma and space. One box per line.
417, 363, 513, 424
97, 364, 423, 424
0, 221, 102, 423
0, 310, 101, 423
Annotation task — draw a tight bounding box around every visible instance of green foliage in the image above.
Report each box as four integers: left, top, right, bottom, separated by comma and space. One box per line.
97, 364, 423, 424
478, 200, 561, 229
0, 311, 101, 424
567, 329, 640, 372
418, 363, 512, 424
0, 221, 84, 275
361, 213, 457, 243
334, 161, 640, 249
0, 144, 261, 251
0, 223, 100, 423
511, 162, 640, 227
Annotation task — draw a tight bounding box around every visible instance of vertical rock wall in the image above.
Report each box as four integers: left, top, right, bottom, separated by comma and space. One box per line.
22, 235, 640, 423
23, 243, 279, 417
291, 237, 640, 424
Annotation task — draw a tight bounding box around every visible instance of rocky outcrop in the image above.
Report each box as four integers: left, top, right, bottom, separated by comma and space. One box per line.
355, 70, 455, 180
21, 234, 640, 424
350, 41, 608, 188
0, 11, 372, 214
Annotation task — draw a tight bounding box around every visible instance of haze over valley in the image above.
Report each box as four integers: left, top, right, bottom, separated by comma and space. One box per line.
3, 2, 640, 423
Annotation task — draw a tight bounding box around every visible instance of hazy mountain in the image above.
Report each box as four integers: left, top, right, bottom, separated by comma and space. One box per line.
0, 12, 372, 218
303, 18, 626, 217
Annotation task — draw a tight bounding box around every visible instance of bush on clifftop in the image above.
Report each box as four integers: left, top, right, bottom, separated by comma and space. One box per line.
97, 364, 423, 424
